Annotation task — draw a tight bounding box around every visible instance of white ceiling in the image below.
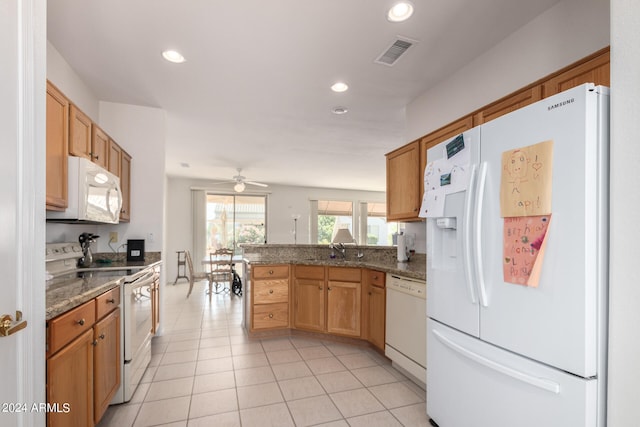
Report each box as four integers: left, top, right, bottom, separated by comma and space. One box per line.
47, 0, 559, 192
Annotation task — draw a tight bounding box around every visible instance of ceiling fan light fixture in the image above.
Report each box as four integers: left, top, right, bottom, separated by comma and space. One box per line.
162, 49, 186, 63
234, 182, 246, 193
387, 1, 414, 22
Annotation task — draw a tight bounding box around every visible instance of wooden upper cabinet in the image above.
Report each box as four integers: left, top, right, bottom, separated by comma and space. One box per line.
386, 140, 421, 221
69, 104, 92, 159
46, 81, 69, 211
543, 48, 610, 97
108, 139, 122, 176
419, 115, 473, 198
91, 124, 109, 168
472, 86, 542, 126
119, 150, 131, 222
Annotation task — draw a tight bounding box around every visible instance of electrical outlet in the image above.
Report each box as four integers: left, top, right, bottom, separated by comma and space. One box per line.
109, 232, 118, 243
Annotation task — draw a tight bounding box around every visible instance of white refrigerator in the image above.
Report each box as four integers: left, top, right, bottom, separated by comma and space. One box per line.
425, 84, 609, 427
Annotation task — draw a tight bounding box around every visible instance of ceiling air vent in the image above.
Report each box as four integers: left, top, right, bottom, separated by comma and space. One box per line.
374, 36, 417, 66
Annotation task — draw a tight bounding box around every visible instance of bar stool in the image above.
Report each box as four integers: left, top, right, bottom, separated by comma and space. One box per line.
172, 250, 189, 285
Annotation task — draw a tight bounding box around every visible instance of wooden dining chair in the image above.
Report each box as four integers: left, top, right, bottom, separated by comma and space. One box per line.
208, 248, 234, 294
185, 250, 211, 298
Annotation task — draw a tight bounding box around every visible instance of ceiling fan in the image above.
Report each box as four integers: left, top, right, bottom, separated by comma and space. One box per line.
212, 168, 268, 193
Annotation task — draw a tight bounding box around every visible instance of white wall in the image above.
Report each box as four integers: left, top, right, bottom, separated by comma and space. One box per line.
403, 0, 610, 250
607, 0, 640, 424
46, 41, 100, 120
97, 102, 166, 254
165, 176, 384, 281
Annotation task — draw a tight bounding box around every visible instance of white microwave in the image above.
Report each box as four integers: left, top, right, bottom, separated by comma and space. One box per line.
47, 156, 123, 224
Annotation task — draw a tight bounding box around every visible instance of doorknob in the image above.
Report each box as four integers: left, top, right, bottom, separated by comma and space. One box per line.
0, 311, 27, 337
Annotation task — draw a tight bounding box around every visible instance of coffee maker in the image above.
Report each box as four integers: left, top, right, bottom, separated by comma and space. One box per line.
78, 232, 99, 267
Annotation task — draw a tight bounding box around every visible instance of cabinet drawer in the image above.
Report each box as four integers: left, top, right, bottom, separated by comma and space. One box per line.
253, 265, 289, 280
95, 286, 120, 320
254, 279, 288, 304
253, 303, 289, 329
369, 270, 385, 288
294, 265, 325, 280
48, 299, 96, 355
328, 267, 361, 282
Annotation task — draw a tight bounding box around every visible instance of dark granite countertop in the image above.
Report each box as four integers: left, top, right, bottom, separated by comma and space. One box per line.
242, 253, 426, 281
46, 255, 163, 321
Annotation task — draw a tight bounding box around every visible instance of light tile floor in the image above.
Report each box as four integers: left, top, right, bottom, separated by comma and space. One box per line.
97, 280, 429, 427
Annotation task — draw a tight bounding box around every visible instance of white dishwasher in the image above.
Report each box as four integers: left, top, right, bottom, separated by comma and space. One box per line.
385, 274, 427, 386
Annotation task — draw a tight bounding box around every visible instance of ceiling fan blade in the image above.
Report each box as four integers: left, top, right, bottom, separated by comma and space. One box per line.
208, 180, 235, 186
245, 181, 268, 187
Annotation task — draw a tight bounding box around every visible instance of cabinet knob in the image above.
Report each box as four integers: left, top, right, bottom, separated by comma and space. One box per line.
269, 313, 273, 318
328, 287, 332, 291
368, 292, 372, 295
99, 333, 105, 340
92, 340, 98, 346
77, 319, 85, 326
269, 289, 273, 294
318, 286, 323, 290
269, 270, 274, 275
107, 298, 115, 304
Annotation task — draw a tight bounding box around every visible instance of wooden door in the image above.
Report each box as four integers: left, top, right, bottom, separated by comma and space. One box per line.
93, 308, 120, 424
47, 329, 94, 427
69, 104, 92, 159
386, 140, 420, 221
327, 280, 361, 337
542, 48, 610, 97
119, 150, 131, 222
108, 139, 122, 176
45, 81, 69, 210
91, 124, 109, 168
294, 277, 325, 332
368, 285, 386, 350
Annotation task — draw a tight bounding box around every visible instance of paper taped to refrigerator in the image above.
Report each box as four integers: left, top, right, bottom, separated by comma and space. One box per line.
502, 215, 551, 287
420, 142, 471, 218
500, 140, 554, 217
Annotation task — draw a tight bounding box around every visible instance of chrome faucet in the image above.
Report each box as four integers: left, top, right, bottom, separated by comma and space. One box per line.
330, 243, 347, 259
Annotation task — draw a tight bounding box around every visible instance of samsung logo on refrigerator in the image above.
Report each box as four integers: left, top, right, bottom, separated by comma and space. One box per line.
547, 97, 575, 111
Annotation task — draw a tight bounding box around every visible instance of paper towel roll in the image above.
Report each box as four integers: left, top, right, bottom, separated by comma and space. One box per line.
397, 234, 408, 262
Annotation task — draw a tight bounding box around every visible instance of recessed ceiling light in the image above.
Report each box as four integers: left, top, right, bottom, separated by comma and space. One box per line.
332, 106, 349, 115
331, 82, 349, 93
387, 1, 414, 22
162, 49, 186, 63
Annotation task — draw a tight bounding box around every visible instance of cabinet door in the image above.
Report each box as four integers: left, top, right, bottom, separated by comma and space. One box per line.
419, 116, 473, 198
46, 82, 69, 211
91, 124, 109, 168
327, 280, 361, 337
93, 308, 121, 424
542, 48, 610, 97
47, 329, 94, 427
472, 86, 542, 126
294, 278, 325, 332
69, 104, 92, 159
119, 150, 131, 222
386, 140, 420, 221
367, 285, 386, 350
108, 139, 122, 176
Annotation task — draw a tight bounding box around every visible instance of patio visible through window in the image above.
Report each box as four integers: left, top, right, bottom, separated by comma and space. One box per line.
206, 194, 266, 253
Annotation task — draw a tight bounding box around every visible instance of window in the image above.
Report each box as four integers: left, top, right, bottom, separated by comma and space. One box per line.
314, 200, 353, 244
359, 201, 398, 246
206, 194, 266, 253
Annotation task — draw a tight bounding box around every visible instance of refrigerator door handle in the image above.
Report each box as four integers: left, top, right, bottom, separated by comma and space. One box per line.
463, 164, 478, 304
432, 329, 561, 394
474, 162, 489, 307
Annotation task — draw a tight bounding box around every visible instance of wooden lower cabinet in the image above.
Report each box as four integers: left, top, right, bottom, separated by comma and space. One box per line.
47, 290, 121, 427
293, 265, 325, 332
326, 280, 361, 337
363, 270, 386, 351
47, 328, 94, 427
251, 264, 290, 331
93, 308, 121, 424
